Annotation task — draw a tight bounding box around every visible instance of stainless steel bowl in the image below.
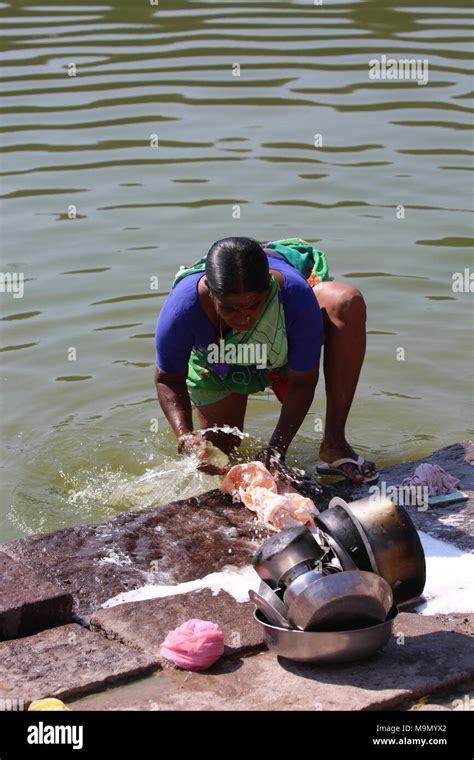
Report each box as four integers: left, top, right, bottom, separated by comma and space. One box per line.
249, 590, 291, 629
257, 581, 290, 621
282, 567, 325, 608
254, 605, 397, 664
287, 570, 393, 632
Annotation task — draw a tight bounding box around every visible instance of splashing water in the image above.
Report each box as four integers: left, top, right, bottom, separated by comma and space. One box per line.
197, 424, 249, 441
62, 427, 254, 514
7, 424, 268, 538
66, 456, 222, 513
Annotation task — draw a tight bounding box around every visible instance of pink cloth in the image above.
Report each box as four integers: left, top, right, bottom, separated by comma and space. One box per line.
401, 463, 460, 496
160, 618, 224, 671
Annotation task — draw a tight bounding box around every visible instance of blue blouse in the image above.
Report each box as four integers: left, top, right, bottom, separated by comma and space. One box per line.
155, 252, 323, 373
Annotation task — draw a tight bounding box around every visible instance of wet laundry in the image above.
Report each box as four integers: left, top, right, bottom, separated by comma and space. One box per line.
401, 463, 460, 496
220, 461, 317, 531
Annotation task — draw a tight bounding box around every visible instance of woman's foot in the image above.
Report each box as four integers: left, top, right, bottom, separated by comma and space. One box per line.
318, 439, 378, 484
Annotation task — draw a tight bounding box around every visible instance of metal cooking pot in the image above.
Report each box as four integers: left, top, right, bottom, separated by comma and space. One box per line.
328, 496, 426, 605
252, 525, 327, 588
320, 532, 358, 572
313, 503, 373, 571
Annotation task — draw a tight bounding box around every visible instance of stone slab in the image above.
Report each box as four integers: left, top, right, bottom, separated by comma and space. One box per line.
2, 490, 271, 622
90, 588, 264, 661
69, 613, 474, 711
0, 551, 73, 640
0, 623, 159, 707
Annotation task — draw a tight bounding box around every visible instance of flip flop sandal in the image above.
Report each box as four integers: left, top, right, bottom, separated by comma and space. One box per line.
316, 456, 379, 484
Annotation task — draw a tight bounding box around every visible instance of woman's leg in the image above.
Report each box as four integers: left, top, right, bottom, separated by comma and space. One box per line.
312, 280, 377, 483
195, 392, 248, 454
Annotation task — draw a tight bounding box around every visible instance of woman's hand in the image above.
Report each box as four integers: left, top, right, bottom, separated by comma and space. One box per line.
178, 432, 207, 458
254, 446, 284, 471
178, 433, 230, 476
254, 446, 304, 489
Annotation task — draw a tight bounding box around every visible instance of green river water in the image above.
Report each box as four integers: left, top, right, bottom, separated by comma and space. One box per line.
0, 0, 473, 543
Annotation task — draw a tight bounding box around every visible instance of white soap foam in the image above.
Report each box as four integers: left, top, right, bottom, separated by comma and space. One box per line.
101, 564, 260, 608
100, 530, 474, 615
415, 531, 474, 615
96, 548, 133, 567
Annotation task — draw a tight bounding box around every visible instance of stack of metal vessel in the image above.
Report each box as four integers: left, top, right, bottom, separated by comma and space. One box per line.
250, 495, 426, 664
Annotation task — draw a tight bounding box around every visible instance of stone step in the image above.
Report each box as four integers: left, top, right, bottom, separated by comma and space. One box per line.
0, 622, 159, 708
70, 612, 474, 712
0, 552, 73, 640
90, 588, 264, 662
1, 489, 270, 622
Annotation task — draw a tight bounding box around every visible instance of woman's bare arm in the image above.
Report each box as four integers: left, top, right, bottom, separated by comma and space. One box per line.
154, 365, 193, 439
269, 367, 319, 456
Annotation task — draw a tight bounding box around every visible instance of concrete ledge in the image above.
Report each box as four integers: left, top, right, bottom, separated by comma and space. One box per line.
326, 441, 474, 553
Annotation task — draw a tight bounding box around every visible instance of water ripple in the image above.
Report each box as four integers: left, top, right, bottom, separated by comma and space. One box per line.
1, 0, 472, 538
